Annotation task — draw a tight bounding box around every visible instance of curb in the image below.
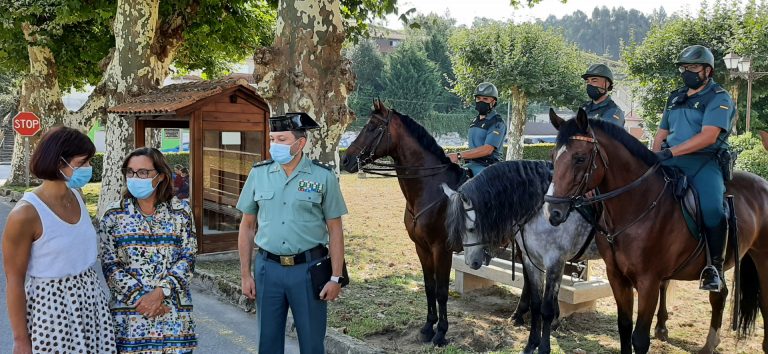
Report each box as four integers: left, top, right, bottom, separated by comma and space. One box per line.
193, 269, 385, 354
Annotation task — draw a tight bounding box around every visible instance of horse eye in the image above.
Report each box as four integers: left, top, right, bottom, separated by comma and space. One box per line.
467, 227, 476, 233
574, 156, 586, 165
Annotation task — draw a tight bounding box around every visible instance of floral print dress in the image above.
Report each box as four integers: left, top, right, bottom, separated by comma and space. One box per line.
100, 197, 197, 353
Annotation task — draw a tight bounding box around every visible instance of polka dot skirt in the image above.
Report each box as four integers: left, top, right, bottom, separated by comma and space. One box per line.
25, 268, 116, 353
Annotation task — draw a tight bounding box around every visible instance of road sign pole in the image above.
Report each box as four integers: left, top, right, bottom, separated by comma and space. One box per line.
24, 136, 29, 188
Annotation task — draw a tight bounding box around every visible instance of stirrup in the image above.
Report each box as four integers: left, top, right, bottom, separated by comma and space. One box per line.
699, 265, 722, 292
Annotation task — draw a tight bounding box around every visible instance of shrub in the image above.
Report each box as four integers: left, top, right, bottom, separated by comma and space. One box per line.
736, 147, 768, 180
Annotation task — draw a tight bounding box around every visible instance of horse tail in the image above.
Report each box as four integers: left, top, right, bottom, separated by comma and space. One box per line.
736, 253, 760, 338
445, 192, 467, 250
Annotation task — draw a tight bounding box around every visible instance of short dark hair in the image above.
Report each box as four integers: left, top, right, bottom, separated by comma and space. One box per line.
291, 130, 307, 139
121, 147, 174, 204
30, 126, 96, 181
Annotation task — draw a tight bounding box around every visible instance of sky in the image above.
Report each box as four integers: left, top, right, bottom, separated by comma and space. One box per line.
384, 0, 704, 28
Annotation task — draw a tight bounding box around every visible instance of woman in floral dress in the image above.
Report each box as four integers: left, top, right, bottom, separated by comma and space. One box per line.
100, 147, 197, 353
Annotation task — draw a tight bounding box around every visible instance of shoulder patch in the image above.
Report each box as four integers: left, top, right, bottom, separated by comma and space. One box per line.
253, 159, 273, 168
312, 160, 333, 171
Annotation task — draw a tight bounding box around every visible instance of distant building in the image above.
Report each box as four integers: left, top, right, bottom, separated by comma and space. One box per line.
369, 26, 407, 54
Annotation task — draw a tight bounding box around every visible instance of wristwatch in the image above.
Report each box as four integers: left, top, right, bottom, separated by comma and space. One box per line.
330, 276, 343, 284
456, 152, 463, 161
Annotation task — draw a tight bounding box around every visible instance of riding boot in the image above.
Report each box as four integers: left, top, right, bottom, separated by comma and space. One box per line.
700, 220, 727, 292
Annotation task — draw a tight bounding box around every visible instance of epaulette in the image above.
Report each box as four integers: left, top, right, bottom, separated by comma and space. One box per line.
713, 84, 726, 94
312, 160, 333, 171
253, 159, 273, 168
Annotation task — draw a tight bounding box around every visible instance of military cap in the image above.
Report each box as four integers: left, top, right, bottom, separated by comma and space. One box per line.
269, 112, 320, 132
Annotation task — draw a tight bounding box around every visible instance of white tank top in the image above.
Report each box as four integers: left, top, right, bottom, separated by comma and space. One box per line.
22, 189, 97, 278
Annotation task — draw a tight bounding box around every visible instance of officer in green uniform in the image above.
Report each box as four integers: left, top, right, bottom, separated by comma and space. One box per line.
447, 82, 507, 176
582, 63, 625, 127
236, 112, 348, 353
653, 45, 734, 292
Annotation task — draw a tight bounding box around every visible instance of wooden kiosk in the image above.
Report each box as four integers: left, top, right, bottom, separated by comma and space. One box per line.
108, 78, 270, 253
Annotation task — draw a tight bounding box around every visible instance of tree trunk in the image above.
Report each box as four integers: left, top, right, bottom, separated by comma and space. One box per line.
253, 0, 355, 171
505, 87, 528, 161
94, 0, 180, 216
7, 24, 67, 186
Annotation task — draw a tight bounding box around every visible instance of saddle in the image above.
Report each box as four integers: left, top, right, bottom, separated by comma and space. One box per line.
661, 165, 737, 242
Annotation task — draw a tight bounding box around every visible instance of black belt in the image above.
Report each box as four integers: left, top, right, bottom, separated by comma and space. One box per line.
259, 245, 327, 266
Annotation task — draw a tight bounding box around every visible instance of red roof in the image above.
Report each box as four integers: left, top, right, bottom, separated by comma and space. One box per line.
107, 78, 257, 115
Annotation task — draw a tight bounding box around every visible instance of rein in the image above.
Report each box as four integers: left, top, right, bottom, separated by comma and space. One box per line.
543, 129, 668, 244
349, 110, 453, 179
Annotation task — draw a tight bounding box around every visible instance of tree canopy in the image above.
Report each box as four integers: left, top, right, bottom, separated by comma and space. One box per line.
623, 0, 768, 132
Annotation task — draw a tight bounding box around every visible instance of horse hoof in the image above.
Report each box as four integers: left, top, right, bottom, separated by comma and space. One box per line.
512, 315, 526, 327
419, 327, 436, 342
432, 332, 448, 347
655, 327, 669, 342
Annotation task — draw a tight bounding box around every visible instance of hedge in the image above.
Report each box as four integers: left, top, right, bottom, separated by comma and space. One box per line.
80, 140, 768, 183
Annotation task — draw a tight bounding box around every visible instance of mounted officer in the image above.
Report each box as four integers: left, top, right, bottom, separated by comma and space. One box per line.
447, 82, 507, 176
582, 64, 625, 127
652, 45, 735, 292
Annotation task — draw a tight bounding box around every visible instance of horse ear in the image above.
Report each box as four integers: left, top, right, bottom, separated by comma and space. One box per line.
373, 98, 381, 112
549, 108, 565, 131
576, 107, 589, 131
441, 183, 457, 198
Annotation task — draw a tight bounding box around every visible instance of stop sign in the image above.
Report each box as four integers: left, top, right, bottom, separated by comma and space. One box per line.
13, 112, 42, 136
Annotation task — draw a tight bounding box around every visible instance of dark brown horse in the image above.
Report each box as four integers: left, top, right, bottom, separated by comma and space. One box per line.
341, 100, 464, 345
546, 109, 768, 353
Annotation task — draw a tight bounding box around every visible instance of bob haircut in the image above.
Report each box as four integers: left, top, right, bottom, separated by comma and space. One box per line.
30, 126, 96, 181
121, 147, 174, 204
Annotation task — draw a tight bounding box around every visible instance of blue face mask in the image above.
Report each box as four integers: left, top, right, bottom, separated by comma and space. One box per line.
126, 176, 158, 200
269, 140, 301, 164
60, 158, 93, 189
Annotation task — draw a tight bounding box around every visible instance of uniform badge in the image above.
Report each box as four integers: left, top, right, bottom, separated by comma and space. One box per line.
298, 179, 324, 193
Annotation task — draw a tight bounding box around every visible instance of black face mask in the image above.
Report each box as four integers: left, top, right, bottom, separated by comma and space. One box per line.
681, 70, 706, 89
586, 85, 606, 101
475, 101, 492, 115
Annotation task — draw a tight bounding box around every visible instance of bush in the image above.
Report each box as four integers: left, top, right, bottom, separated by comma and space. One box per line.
729, 132, 761, 153
736, 147, 768, 180
339, 144, 556, 161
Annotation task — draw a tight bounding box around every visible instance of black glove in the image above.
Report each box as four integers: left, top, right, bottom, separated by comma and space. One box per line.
655, 148, 673, 162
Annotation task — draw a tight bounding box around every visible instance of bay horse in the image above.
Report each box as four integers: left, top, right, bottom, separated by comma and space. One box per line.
545, 108, 768, 353
442, 160, 598, 354
341, 100, 535, 345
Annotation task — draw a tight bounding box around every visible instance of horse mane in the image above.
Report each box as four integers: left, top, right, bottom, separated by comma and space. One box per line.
384, 109, 454, 165
446, 160, 553, 249
556, 118, 658, 167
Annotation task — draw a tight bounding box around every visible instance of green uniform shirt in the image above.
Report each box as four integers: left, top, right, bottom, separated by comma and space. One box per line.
659, 80, 734, 153
582, 96, 625, 128
236, 155, 348, 255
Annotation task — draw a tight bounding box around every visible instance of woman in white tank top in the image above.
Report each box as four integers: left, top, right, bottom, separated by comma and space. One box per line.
2, 127, 115, 354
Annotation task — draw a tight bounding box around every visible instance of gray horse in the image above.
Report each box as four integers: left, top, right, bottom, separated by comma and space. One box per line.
443, 160, 600, 354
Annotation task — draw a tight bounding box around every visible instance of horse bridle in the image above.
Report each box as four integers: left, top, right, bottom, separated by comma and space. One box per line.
348, 110, 452, 179
544, 127, 667, 243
